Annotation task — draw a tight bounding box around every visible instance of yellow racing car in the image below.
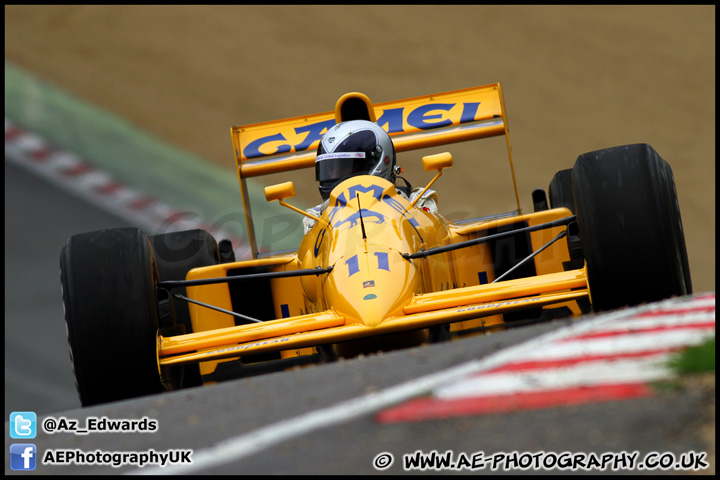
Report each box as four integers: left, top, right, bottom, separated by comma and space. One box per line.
60, 84, 692, 406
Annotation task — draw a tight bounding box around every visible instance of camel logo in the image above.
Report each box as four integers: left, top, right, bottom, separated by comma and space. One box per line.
333, 209, 385, 231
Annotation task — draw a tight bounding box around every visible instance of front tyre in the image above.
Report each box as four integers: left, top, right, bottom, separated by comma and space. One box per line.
150, 229, 222, 388
572, 144, 692, 312
61, 227, 164, 406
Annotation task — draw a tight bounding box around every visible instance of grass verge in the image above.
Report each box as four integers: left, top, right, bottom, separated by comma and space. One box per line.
668, 337, 715, 375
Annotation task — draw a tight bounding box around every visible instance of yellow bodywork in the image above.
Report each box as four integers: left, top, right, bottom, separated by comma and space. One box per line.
156, 83, 588, 379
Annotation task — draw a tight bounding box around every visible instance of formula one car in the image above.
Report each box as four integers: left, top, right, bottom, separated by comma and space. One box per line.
60, 84, 692, 406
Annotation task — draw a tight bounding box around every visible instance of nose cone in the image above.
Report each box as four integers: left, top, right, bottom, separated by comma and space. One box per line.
325, 246, 418, 327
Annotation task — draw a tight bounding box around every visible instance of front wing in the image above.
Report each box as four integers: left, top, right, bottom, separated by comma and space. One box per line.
158, 268, 588, 367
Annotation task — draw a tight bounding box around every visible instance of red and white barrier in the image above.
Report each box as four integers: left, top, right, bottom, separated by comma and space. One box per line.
5, 118, 250, 259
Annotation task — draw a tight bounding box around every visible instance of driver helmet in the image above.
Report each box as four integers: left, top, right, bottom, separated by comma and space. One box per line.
315, 120, 396, 200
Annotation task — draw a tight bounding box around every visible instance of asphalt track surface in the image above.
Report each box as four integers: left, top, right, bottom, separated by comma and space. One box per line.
3, 159, 715, 474
4, 160, 129, 416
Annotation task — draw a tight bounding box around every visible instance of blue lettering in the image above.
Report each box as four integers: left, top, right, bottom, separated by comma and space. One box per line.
382, 195, 406, 215
407, 103, 454, 130
346, 255, 360, 277
408, 217, 423, 243
333, 191, 348, 208
293, 119, 335, 152
381, 195, 423, 242
329, 183, 384, 227
244, 133, 291, 159
376, 107, 405, 133
313, 228, 326, 257
460, 102, 481, 123
374, 252, 389, 271
327, 205, 343, 225
243, 103, 484, 159
348, 183, 384, 201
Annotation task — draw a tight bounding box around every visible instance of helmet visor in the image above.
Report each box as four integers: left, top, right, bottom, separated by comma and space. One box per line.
315, 152, 371, 183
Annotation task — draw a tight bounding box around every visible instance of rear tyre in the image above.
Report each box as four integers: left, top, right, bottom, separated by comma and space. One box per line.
548, 168, 585, 273
572, 144, 692, 312
61, 228, 164, 406
548, 168, 575, 214
150, 229, 222, 388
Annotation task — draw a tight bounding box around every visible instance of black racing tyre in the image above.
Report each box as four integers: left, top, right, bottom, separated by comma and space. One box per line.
150, 229, 221, 388
60, 228, 164, 407
547, 169, 589, 313
548, 168, 575, 214
150, 229, 221, 331
572, 144, 692, 312
658, 158, 693, 297
548, 167, 586, 273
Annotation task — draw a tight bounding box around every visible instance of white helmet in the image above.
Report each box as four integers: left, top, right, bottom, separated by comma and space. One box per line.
315, 120, 396, 200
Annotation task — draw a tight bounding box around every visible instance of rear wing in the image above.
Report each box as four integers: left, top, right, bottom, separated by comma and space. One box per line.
230, 83, 521, 258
